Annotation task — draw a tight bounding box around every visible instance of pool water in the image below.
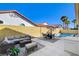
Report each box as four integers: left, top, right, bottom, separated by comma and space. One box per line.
59, 33, 74, 37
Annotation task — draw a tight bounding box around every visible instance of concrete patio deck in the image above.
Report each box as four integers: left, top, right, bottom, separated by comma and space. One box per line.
0, 37, 78, 56
29, 37, 79, 56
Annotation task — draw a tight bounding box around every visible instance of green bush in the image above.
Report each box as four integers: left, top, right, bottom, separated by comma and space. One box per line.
9, 48, 20, 56
71, 28, 78, 30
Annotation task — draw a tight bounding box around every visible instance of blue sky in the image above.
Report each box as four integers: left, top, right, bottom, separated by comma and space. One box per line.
0, 3, 75, 28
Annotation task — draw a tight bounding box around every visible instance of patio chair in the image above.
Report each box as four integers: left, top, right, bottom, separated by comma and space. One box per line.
42, 33, 50, 39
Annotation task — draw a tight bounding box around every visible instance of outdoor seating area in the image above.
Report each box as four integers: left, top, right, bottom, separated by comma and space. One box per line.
0, 35, 32, 55
0, 35, 44, 56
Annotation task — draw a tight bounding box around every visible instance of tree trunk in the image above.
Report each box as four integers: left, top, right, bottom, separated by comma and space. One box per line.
63, 22, 65, 29
65, 24, 67, 29
74, 23, 76, 28
67, 24, 69, 29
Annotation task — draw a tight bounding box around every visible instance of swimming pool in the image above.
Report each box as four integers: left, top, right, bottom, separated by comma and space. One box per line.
58, 33, 74, 37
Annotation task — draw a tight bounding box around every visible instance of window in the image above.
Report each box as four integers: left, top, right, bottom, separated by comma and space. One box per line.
20, 23, 25, 26
0, 20, 3, 24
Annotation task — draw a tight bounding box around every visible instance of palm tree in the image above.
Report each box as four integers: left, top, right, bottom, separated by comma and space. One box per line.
72, 19, 77, 28
60, 16, 68, 29
64, 20, 70, 29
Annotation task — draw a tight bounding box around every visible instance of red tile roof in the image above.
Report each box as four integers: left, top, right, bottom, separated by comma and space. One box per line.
36, 24, 59, 28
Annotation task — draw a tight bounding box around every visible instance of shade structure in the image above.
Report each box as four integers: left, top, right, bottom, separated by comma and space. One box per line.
0, 27, 25, 38
75, 3, 79, 34
75, 3, 79, 25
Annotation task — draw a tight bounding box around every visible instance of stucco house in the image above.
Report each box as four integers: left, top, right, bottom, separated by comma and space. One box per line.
0, 10, 36, 26
0, 10, 61, 38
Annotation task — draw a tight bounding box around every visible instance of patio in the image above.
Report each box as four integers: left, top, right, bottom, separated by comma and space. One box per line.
29, 37, 79, 56
0, 36, 79, 56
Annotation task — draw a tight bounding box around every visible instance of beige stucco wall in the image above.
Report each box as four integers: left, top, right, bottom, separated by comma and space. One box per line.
53, 28, 61, 34
1, 25, 79, 38
0, 25, 61, 37
61, 29, 79, 34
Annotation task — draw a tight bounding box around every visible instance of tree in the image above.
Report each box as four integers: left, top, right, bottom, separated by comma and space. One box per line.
60, 16, 68, 29
64, 20, 70, 29
72, 19, 77, 28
